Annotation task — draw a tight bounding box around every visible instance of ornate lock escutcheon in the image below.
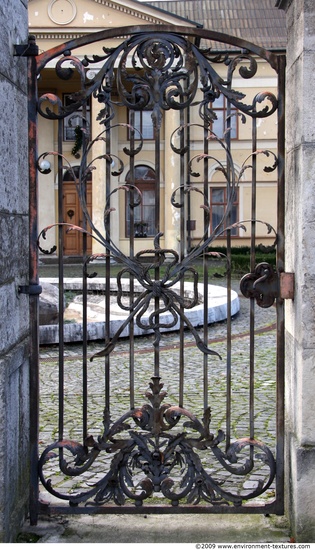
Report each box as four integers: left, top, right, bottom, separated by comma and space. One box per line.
67, 209, 75, 220
240, 262, 279, 308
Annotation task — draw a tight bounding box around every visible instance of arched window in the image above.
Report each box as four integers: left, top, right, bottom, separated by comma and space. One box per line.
210, 186, 239, 236
125, 165, 156, 237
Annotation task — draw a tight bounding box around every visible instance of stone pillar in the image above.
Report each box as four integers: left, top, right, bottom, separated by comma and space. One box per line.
0, 0, 30, 542
164, 109, 181, 252
277, 0, 315, 541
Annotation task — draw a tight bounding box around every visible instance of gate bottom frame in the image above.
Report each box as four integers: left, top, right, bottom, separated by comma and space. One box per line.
38, 502, 281, 516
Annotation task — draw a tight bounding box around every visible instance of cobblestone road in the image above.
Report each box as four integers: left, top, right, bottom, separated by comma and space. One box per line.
38, 286, 278, 508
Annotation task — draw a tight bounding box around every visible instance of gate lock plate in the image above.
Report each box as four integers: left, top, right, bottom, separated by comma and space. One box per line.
240, 262, 294, 308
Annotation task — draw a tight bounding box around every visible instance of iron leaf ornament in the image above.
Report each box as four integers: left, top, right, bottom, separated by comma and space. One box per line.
39, 377, 275, 508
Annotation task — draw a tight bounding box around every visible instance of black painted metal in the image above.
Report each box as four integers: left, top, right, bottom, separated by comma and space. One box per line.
25, 26, 285, 521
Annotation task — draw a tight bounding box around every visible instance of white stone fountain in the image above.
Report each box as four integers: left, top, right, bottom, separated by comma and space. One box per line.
39, 278, 240, 345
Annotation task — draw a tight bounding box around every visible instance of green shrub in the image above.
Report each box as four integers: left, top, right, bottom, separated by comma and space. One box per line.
207, 246, 276, 274
231, 253, 276, 273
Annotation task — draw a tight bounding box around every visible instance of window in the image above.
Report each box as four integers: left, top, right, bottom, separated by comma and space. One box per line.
210, 187, 239, 236
211, 95, 238, 139
128, 110, 154, 140
63, 93, 91, 141
125, 165, 156, 237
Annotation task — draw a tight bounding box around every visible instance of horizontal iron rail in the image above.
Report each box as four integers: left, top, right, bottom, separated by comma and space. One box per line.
39, 502, 280, 516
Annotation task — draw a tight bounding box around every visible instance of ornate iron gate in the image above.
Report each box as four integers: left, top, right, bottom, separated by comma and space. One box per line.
24, 26, 286, 523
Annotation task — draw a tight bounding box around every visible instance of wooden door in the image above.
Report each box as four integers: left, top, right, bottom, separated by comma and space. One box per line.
63, 182, 92, 255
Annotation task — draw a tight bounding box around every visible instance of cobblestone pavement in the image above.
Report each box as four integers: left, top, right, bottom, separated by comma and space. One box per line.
38, 282, 278, 509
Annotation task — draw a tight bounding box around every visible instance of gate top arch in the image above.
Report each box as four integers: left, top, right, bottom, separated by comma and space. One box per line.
35, 24, 280, 72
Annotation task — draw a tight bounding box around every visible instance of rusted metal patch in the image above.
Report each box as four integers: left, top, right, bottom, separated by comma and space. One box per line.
280, 272, 294, 300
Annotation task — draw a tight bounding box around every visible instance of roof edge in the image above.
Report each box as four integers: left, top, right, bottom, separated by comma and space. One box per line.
135, 0, 203, 28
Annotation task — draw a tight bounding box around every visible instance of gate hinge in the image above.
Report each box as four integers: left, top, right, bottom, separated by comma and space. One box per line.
18, 284, 42, 296
279, 271, 295, 300
240, 263, 294, 308
14, 35, 39, 57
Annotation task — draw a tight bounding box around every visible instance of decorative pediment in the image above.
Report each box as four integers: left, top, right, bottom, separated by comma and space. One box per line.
29, 0, 196, 40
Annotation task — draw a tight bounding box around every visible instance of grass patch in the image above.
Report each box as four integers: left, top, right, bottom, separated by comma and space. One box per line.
40, 259, 227, 281
16, 532, 42, 543
39, 245, 275, 281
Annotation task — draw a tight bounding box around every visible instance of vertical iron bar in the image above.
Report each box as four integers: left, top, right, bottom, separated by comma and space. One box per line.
57, 119, 65, 446
129, 111, 135, 409
186, 104, 192, 254
249, 111, 257, 443
179, 104, 185, 408
81, 96, 88, 442
154, 119, 161, 378
28, 52, 39, 526
275, 53, 286, 514
226, 228, 232, 451
203, 104, 209, 411
225, 94, 232, 451
105, 104, 112, 413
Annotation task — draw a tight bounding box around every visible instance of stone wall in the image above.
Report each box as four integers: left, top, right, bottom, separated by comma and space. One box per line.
276, 0, 315, 542
0, 0, 30, 543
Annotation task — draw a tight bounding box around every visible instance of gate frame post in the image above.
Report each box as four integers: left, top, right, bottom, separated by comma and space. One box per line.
275, 52, 286, 517
26, 37, 40, 526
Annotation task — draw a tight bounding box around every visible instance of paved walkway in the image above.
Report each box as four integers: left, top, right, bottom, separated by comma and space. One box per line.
21, 287, 289, 544
39, 294, 277, 456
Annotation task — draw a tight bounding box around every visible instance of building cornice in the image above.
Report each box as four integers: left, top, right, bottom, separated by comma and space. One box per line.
31, 32, 92, 40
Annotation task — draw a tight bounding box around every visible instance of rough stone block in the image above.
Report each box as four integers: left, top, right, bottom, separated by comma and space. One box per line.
0, 79, 28, 213
287, 438, 315, 542
39, 281, 62, 325
0, 281, 29, 356
0, 213, 29, 284
284, 62, 304, 151
0, 3, 28, 94
0, 343, 29, 543
295, 347, 315, 445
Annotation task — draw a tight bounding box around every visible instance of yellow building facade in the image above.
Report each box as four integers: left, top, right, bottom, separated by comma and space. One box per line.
29, 0, 280, 258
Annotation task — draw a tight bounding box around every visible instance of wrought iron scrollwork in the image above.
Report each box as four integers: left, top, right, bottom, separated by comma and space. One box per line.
39, 377, 275, 507
90, 234, 221, 360
36, 28, 280, 510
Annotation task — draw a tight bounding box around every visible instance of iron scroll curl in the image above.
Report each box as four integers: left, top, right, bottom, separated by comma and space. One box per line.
38, 377, 276, 507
